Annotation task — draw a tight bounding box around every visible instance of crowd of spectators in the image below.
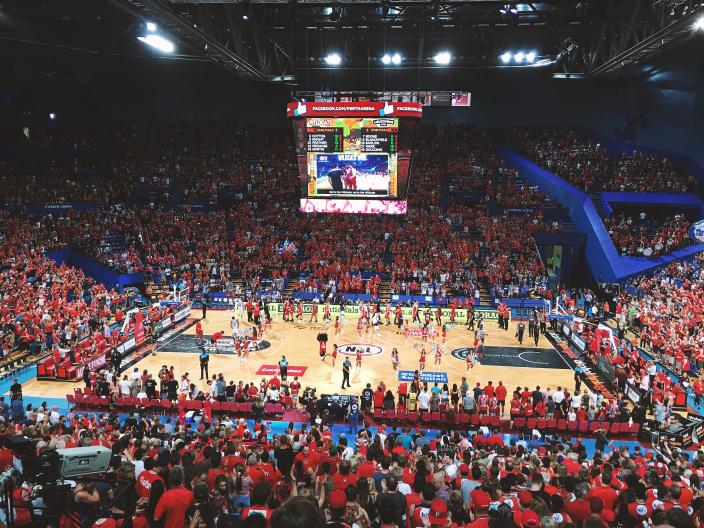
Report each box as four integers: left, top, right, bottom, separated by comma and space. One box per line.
604, 213, 693, 257
512, 128, 696, 194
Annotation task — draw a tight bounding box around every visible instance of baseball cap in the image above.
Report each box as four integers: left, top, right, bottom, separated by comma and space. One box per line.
429, 499, 449, 525
459, 463, 470, 474
329, 489, 347, 509
522, 511, 540, 528
518, 490, 533, 507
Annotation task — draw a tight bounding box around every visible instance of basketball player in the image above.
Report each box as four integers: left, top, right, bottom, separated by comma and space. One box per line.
195, 321, 204, 346
309, 302, 318, 323
235, 337, 242, 362
296, 301, 303, 321
372, 310, 381, 337
355, 347, 363, 369
241, 335, 250, 362
384, 302, 391, 325
441, 324, 447, 344
357, 317, 363, 338
435, 306, 442, 326
421, 324, 429, 343
465, 348, 474, 372
334, 316, 341, 335
412, 302, 420, 325
230, 317, 239, 339
210, 330, 224, 352
323, 301, 331, 322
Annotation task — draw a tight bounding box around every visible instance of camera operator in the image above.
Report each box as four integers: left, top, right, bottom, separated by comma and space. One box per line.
72, 479, 101, 527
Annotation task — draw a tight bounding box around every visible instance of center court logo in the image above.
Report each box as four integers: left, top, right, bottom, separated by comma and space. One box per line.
338, 344, 383, 356
211, 338, 271, 353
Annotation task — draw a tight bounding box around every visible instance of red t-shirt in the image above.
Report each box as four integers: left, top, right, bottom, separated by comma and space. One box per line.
154, 486, 194, 528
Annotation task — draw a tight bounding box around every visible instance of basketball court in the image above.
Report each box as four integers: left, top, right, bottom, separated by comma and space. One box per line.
19, 310, 577, 401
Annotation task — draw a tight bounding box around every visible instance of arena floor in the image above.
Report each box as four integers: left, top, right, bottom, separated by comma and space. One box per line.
20, 311, 577, 401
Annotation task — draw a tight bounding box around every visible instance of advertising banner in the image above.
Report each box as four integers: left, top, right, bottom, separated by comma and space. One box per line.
267, 303, 497, 324
398, 370, 448, 383
288, 101, 422, 118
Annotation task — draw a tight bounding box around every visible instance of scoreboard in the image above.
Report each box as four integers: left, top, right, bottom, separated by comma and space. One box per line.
306, 127, 343, 153
361, 128, 397, 153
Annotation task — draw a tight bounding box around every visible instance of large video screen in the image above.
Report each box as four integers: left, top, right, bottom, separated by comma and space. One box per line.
291, 109, 419, 214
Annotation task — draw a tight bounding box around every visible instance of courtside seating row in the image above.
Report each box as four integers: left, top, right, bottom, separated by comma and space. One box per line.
66, 394, 286, 418
369, 409, 640, 436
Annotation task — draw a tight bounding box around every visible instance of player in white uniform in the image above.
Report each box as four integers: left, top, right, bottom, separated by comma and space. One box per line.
230, 316, 240, 339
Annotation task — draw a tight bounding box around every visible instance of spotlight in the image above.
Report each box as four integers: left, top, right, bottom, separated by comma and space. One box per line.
514, 51, 525, 62
49, 113, 56, 120
391, 53, 402, 65
324, 53, 342, 66
434, 51, 452, 65
695, 16, 704, 31
242, 14, 249, 20
525, 51, 536, 63
382, 54, 391, 65
146, 22, 157, 32
137, 34, 175, 53
500, 52, 512, 64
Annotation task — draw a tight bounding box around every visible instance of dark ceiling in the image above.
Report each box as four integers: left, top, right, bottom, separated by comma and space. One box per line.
0, 0, 702, 86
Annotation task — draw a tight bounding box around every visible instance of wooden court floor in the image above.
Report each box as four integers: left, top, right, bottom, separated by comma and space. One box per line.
21, 310, 577, 401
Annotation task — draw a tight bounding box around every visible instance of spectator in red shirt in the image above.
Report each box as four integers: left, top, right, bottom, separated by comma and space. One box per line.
154, 466, 194, 528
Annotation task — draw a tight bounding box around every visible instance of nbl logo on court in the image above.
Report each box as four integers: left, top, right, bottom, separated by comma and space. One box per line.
450, 348, 471, 361
338, 344, 383, 356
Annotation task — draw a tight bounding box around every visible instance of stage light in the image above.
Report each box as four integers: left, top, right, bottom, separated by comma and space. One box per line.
514, 51, 525, 62
391, 53, 402, 65
324, 53, 342, 66
49, 113, 56, 120
695, 16, 704, 31
242, 14, 249, 20
525, 51, 536, 63
500, 52, 512, 63
382, 54, 391, 65
146, 22, 157, 32
137, 34, 175, 53
434, 51, 452, 65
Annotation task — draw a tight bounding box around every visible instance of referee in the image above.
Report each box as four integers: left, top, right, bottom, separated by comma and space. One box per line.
279, 355, 289, 381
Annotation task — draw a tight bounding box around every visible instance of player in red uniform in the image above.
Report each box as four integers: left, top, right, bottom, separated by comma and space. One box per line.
334, 316, 341, 335
323, 302, 331, 322
421, 324, 429, 342
384, 303, 391, 325
296, 301, 303, 321
441, 324, 447, 344
309, 302, 318, 322
319, 339, 327, 360
355, 347, 363, 369
195, 321, 204, 345
357, 318, 363, 337
419, 348, 426, 371
210, 330, 224, 351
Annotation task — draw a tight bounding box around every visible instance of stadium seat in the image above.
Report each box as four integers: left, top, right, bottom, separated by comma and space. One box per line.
161, 400, 172, 413
373, 409, 383, 419
568, 421, 578, 432
514, 417, 525, 429
470, 414, 480, 426
422, 412, 432, 424
240, 402, 252, 414
407, 412, 418, 423
609, 422, 621, 435
579, 421, 589, 433
386, 409, 396, 420
431, 411, 441, 422
459, 413, 470, 425
66, 394, 76, 405
526, 418, 537, 430
536, 418, 547, 430
264, 403, 274, 415
629, 423, 641, 435
557, 419, 567, 432
211, 401, 222, 411
272, 403, 284, 415
589, 421, 600, 433
489, 415, 500, 427
546, 419, 556, 430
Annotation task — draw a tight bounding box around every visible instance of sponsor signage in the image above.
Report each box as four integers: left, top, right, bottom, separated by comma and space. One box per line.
571, 334, 586, 351
337, 344, 383, 356
267, 303, 497, 324
398, 370, 448, 383
287, 101, 423, 118
404, 329, 439, 337
255, 365, 308, 377
174, 306, 192, 322
116, 337, 137, 354
625, 383, 641, 403
688, 219, 704, 243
